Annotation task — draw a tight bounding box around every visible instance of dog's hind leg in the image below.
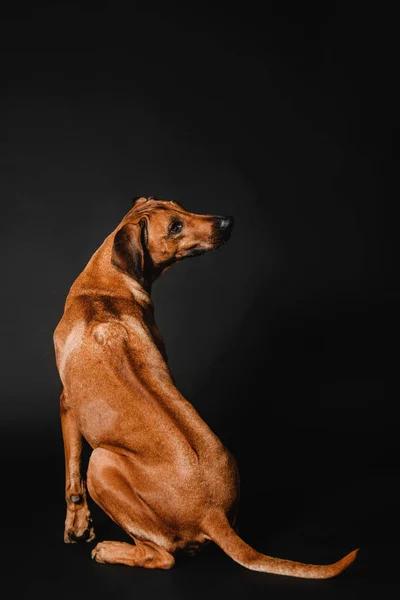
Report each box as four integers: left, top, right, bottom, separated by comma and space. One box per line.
91, 539, 175, 569
60, 391, 95, 543
87, 447, 175, 569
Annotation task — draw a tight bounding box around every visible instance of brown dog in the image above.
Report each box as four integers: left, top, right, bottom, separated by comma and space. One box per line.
53, 196, 358, 578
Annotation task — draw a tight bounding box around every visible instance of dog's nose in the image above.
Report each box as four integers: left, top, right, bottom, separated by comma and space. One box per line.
217, 216, 234, 234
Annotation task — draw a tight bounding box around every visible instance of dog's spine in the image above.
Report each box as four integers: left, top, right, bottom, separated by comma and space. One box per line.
202, 511, 358, 579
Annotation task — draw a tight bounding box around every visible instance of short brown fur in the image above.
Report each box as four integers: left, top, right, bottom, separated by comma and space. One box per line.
54, 197, 358, 577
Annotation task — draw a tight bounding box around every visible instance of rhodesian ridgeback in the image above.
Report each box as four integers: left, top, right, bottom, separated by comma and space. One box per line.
53, 196, 358, 578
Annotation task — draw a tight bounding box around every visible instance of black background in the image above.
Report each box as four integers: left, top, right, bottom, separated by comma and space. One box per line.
1, 1, 392, 598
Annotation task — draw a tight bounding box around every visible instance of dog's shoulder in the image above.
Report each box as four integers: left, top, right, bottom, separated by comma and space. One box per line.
90, 320, 129, 347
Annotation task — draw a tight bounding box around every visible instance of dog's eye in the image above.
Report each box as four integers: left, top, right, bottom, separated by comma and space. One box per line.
169, 221, 183, 235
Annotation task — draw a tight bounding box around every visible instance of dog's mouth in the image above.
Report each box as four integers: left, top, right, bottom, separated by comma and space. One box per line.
184, 235, 231, 258
186, 247, 208, 258
209, 230, 233, 250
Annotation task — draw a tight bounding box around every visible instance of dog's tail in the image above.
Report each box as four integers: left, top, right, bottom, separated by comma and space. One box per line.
202, 511, 358, 579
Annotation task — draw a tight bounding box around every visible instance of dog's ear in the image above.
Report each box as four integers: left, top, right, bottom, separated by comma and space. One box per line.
131, 196, 149, 208
111, 218, 149, 283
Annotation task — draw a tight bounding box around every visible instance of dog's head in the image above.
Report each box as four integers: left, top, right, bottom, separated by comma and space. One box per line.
111, 196, 234, 288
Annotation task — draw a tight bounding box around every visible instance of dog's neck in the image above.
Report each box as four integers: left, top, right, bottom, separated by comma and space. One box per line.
71, 232, 153, 311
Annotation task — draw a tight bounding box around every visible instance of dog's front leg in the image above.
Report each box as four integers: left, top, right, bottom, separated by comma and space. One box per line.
60, 391, 95, 543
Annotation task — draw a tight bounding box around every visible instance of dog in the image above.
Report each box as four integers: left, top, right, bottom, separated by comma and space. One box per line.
53, 196, 358, 578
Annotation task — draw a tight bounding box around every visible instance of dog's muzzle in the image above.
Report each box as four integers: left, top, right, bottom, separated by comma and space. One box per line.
213, 216, 234, 246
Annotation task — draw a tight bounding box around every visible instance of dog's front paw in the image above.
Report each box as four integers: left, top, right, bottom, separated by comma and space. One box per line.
64, 507, 95, 543
65, 525, 95, 543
